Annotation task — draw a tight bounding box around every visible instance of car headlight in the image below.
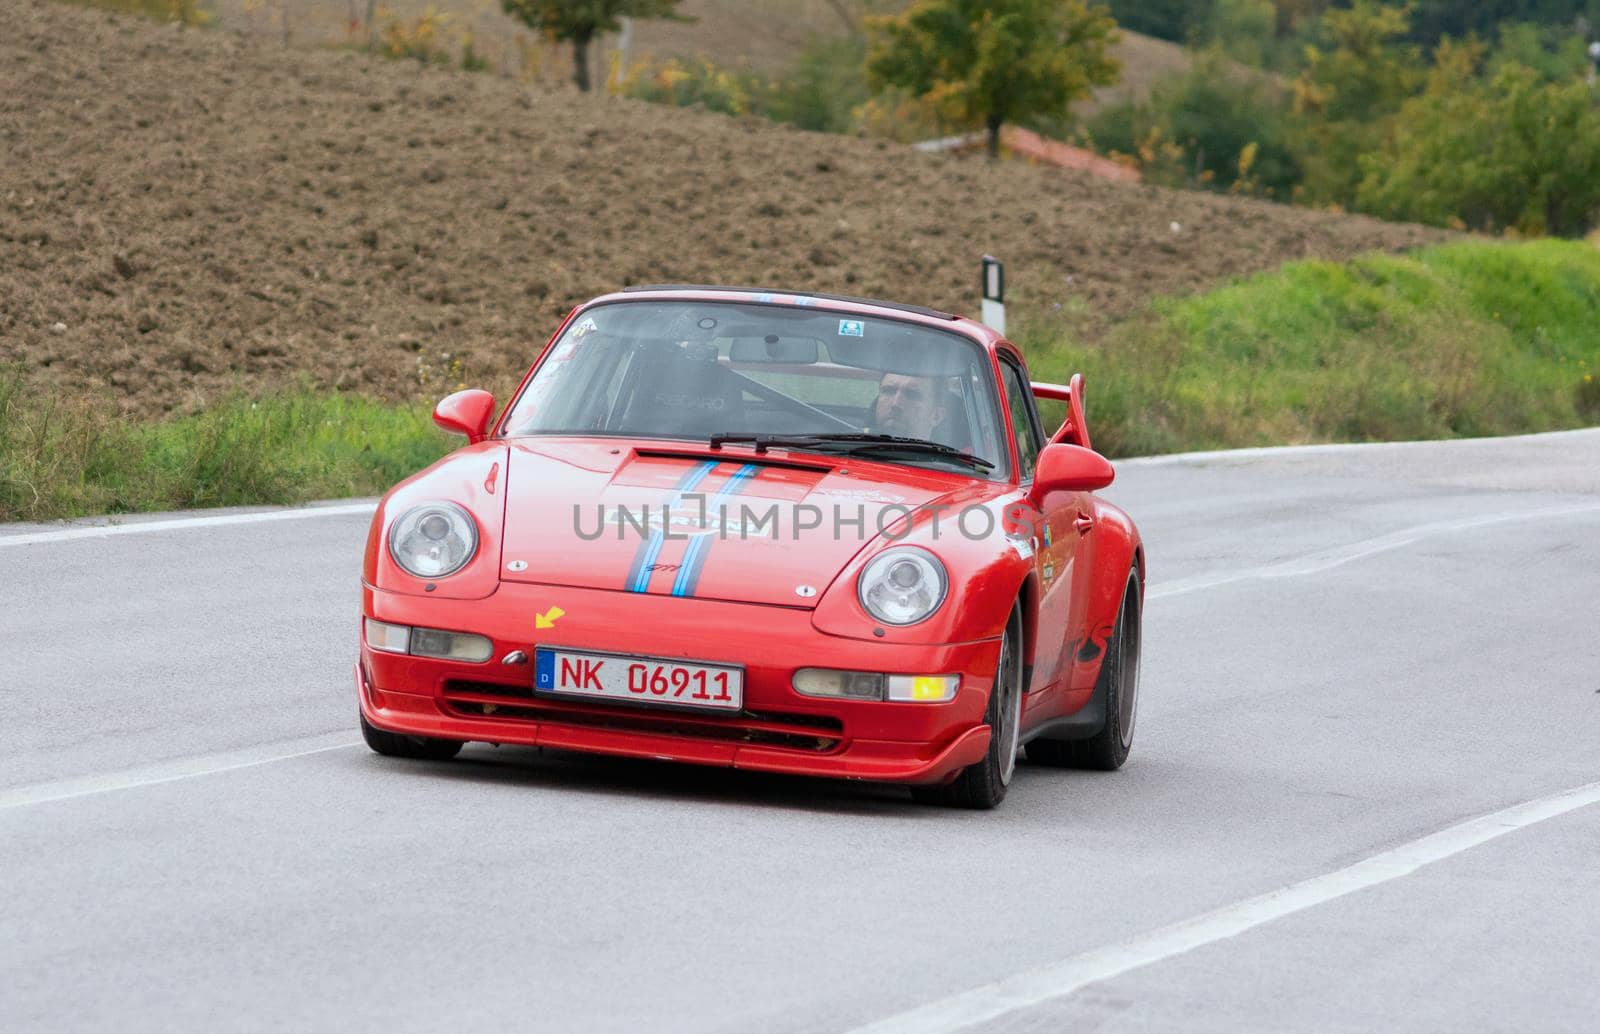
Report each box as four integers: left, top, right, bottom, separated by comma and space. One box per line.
857, 546, 948, 626
388, 502, 478, 579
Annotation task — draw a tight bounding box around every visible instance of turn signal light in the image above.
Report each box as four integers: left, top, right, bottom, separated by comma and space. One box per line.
792, 669, 959, 703
364, 618, 492, 663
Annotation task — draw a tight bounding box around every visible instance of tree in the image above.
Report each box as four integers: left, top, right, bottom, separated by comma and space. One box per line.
1090, 47, 1301, 196
1405, 0, 1600, 48
1356, 44, 1600, 235
501, 0, 689, 92
1100, 0, 1209, 43
1290, 0, 1424, 203
866, 0, 1121, 158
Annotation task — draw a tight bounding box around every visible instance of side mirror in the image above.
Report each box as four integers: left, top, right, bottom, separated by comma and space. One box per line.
433, 389, 496, 444
1029, 443, 1114, 503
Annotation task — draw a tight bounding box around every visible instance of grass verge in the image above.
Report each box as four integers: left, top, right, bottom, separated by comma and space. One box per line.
1020, 239, 1600, 457
0, 380, 446, 523
5, 240, 1596, 523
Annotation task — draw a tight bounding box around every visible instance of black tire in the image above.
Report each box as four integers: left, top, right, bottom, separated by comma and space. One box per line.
911, 605, 1024, 810
360, 712, 465, 761
1026, 566, 1141, 771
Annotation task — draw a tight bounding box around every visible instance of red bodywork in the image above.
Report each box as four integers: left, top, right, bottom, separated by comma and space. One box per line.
358, 287, 1143, 786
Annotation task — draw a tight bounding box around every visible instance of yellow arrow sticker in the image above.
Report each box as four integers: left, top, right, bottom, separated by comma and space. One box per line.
535, 606, 565, 630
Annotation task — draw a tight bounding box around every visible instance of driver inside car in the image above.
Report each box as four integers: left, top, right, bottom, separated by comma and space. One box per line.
871, 371, 948, 441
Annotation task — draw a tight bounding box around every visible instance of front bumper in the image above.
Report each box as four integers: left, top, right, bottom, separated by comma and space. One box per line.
358, 582, 1000, 785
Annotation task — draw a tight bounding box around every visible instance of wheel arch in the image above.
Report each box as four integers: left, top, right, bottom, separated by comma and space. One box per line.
1068, 505, 1142, 692
1014, 570, 1040, 680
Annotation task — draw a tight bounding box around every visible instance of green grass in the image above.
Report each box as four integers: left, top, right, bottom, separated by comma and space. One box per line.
5, 240, 1598, 523
0, 377, 448, 523
1019, 239, 1600, 457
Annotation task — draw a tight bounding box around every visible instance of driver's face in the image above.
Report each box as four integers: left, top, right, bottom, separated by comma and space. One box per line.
874, 373, 945, 440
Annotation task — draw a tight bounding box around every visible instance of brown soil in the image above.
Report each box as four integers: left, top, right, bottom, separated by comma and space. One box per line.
1, 1, 1448, 415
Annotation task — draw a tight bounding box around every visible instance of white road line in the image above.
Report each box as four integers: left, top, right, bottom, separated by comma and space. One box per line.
847, 779, 1600, 1034
1147, 501, 1600, 601
0, 501, 376, 548
0, 733, 361, 810
1120, 425, 1600, 467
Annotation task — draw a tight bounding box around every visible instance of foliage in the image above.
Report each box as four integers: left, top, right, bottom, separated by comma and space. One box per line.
0, 379, 447, 523
1099, 0, 1210, 43
866, 0, 1120, 157
1019, 241, 1600, 457
1488, 20, 1594, 82
1291, 0, 1424, 204
617, 35, 870, 134
379, 7, 453, 65
618, 55, 764, 116
1357, 46, 1600, 236
1203, 0, 1278, 65
500, 0, 690, 91
1405, 0, 1600, 47
68, 0, 209, 27
769, 34, 872, 133
459, 32, 491, 73
1085, 48, 1300, 197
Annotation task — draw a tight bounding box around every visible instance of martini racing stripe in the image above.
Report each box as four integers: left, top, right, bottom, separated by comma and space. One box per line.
625, 460, 719, 592
672, 463, 761, 598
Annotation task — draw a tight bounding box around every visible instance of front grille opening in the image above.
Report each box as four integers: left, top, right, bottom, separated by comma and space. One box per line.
442, 679, 843, 753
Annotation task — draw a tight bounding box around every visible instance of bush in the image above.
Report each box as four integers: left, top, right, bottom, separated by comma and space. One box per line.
69, 0, 209, 27
765, 35, 870, 134
619, 35, 869, 134
380, 8, 453, 65
618, 55, 765, 117
1357, 48, 1600, 236
1086, 48, 1300, 197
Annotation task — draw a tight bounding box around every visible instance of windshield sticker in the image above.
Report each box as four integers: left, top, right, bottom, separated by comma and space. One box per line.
571, 317, 599, 339
838, 319, 865, 337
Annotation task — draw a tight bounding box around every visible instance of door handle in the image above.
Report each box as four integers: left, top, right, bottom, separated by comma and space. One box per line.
1073, 513, 1095, 535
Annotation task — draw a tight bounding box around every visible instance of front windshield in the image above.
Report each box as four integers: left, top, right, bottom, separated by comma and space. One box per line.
502, 299, 1009, 478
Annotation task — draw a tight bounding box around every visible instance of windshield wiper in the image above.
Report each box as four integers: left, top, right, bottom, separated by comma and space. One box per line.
707, 432, 995, 473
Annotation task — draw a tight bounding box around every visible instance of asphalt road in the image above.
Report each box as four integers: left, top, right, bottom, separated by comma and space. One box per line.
3, 430, 1598, 1034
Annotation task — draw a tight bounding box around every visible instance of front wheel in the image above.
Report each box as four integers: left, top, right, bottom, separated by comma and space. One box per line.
1027, 566, 1141, 771
911, 605, 1024, 810
360, 713, 465, 761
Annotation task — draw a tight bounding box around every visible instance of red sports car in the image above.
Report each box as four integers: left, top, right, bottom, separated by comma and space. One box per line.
357, 286, 1143, 807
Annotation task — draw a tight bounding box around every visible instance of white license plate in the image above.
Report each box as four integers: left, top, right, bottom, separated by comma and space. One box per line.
533, 648, 743, 711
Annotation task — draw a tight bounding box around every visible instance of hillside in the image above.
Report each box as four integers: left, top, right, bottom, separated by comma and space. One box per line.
1, 1, 1445, 416
209, 0, 1242, 114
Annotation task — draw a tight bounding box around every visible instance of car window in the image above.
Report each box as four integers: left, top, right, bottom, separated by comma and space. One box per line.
502, 300, 1012, 479
999, 358, 1043, 481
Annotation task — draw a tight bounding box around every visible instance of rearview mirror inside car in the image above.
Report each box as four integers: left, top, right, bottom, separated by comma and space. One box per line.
433, 388, 496, 444
728, 336, 820, 364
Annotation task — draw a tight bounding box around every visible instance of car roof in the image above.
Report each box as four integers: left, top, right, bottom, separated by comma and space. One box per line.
596, 284, 1005, 348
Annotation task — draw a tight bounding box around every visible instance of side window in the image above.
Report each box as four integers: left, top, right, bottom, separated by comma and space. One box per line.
999, 359, 1043, 481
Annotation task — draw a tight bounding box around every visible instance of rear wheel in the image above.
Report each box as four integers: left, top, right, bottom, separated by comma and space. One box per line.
360, 713, 464, 761
1026, 567, 1141, 771
911, 605, 1024, 810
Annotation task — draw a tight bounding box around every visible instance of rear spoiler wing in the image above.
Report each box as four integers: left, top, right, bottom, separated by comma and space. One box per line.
1030, 372, 1091, 451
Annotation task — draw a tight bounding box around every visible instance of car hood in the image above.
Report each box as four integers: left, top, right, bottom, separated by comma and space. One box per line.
498, 438, 969, 608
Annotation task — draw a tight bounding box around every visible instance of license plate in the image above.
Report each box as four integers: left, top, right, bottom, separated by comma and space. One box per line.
533, 648, 743, 711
